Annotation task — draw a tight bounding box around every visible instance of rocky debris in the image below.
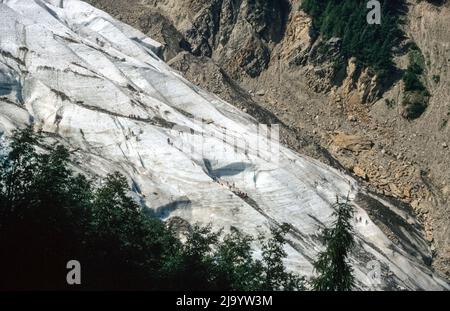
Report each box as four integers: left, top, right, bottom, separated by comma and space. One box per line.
347, 115, 357, 122
256, 89, 266, 96
330, 132, 374, 154
353, 165, 368, 180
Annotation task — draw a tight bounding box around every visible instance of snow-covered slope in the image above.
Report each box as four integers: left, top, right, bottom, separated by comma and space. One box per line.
0, 0, 447, 290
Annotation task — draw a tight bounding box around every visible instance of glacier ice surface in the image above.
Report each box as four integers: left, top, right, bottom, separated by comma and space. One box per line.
0, 0, 448, 290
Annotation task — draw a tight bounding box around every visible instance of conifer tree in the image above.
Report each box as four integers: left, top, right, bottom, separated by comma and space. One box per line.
312, 198, 355, 291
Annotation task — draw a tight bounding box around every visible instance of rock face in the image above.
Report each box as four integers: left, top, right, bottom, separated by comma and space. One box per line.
0, 0, 449, 290
159, 0, 290, 78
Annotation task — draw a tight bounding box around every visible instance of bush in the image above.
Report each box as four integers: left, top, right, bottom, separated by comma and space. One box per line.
401, 91, 429, 119
401, 47, 429, 119
302, 0, 406, 79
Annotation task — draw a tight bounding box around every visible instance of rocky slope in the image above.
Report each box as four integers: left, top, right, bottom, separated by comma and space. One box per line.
84, 0, 450, 279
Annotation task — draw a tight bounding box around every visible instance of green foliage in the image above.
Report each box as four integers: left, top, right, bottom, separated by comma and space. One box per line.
432, 75, 440, 84
312, 198, 355, 291
302, 0, 405, 78
0, 127, 304, 290
213, 228, 265, 291
401, 91, 429, 119
404, 49, 427, 92
384, 98, 396, 109
164, 224, 305, 291
259, 224, 305, 290
403, 71, 425, 92
401, 47, 429, 119
0, 127, 93, 289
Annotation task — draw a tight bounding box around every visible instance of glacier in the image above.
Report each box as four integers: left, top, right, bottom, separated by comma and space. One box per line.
0, 0, 448, 290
